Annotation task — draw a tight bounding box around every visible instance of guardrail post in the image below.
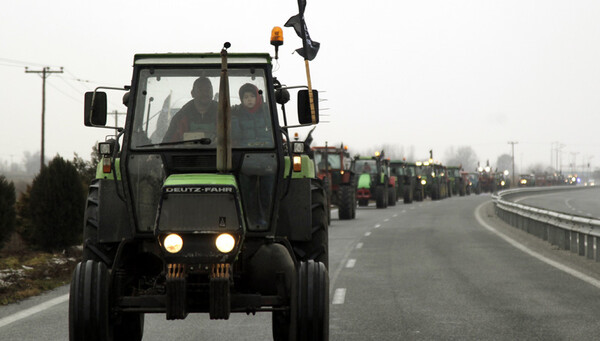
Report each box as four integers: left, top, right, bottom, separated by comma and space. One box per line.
570, 231, 577, 253
578, 232, 585, 256
562, 229, 570, 251
595, 236, 600, 262
586, 235, 594, 260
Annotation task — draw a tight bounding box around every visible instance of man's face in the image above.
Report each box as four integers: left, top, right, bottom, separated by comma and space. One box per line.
242, 92, 256, 109
192, 82, 213, 105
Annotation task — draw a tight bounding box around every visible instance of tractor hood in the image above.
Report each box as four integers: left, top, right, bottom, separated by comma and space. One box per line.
155, 174, 245, 264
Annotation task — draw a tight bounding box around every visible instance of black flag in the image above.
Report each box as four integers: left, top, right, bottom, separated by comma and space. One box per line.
284, 0, 320, 61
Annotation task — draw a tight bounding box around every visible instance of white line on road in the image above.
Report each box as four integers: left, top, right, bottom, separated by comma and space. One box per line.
0, 294, 69, 329
346, 259, 356, 268
475, 202, 600, 290
374, 224, 381, 229
384, 218, 389, 222
393, 214, 398, 217
356, 242, 363, 249
332, 288, 346, 304
364, 231, 371, 237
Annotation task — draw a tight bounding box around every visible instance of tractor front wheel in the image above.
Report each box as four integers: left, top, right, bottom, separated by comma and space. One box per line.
338, 184, 355, 220
297, 260, 329, 341
69, 260, 110, 341
375, 185, 387, 209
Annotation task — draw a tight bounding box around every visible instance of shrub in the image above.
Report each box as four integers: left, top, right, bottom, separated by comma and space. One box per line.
0, 175, 16, 249
24, 156, 85, 252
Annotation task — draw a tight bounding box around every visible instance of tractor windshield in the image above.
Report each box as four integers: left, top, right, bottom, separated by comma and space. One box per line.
130, 67, 275, 149
314, 152, 341, 171
354, 159, 377, 174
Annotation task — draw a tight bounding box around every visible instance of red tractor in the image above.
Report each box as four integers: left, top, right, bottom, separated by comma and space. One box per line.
313, 144, 357, 220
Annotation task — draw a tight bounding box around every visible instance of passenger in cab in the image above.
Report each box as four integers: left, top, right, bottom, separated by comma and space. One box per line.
232, 83, 272, 147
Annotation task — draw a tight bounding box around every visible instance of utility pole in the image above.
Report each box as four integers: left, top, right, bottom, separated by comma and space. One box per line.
111, 110, 127, 136
508, 141, 518, 187
25, 66, 64, 172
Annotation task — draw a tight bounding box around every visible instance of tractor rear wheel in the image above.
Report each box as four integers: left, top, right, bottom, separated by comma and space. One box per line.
387, 186, 397, 206
82, 180, 117, 265
404, 187, 413, 204
338, 184, 355, 220
375, 185, 387, 209
69, 260, 110, 341
322, 176, 331, 225
291, 180, 329, 268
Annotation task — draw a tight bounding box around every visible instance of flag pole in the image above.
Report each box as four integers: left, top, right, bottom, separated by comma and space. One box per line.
304, 59, 316, 123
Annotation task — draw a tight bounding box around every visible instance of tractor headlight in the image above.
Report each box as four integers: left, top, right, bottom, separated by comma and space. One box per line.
215, 233, 236, 253
501, 181, 506, 186
421, 179, 427, 185
164, 233, 183, 253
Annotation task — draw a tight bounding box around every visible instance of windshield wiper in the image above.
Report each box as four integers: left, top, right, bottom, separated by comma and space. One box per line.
137, 138, 212, 148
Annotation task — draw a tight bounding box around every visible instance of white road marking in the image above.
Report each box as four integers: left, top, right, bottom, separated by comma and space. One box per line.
346, 259, 356, 268
475, 202, 600, 290
332, 288, 346, 304
374, 224, 381, 229
393, 214, 398, 217
365, 231, 371, 237
0, 294, 69, 329
384, 218, 389, 222
356, 242, 364, 249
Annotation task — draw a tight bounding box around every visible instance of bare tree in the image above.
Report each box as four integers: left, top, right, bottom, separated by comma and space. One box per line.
444, 146, 478, 171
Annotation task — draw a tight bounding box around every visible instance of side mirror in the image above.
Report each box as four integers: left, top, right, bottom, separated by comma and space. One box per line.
297, 89, 319, 124
84, 91, 108, 126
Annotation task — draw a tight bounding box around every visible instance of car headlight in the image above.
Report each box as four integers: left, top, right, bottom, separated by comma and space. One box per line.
215, 233, 235, 253
421, 179, 427, 185
164, 233, 183, 253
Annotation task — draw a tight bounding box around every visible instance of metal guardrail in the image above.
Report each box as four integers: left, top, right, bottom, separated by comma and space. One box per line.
492, 186, 600, 262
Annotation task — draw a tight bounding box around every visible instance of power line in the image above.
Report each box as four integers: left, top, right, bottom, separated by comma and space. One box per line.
25, 66, 64, 172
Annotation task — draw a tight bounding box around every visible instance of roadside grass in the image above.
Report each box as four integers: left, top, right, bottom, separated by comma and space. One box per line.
0, 248, 80, 305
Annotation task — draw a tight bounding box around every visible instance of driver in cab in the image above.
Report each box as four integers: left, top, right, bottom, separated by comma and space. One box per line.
162, 77, 217, 143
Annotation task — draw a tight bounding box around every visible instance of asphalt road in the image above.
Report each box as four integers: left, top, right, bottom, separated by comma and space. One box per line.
3, 193, 600, 340
512, 186, 600, 219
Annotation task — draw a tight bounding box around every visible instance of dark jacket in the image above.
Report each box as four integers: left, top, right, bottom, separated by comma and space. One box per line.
162, 100, 217, 143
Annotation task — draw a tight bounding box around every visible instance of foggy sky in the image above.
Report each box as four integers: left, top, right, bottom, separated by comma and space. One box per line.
1, 0, 599, 174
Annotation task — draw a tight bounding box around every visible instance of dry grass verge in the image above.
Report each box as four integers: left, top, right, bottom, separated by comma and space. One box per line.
0, 248, 81, 305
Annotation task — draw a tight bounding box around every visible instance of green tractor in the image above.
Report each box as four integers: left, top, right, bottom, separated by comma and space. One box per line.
390, 160, 417, 204
70, 41, 329, 340
353, 152, 397, 208
446, 166, 466, 196
313, 144, 357, 220
417, 160, 448, 200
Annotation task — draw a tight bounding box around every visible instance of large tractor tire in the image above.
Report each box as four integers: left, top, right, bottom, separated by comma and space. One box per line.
69, 260, 110, 341
387, 186, 397, 206
431, 185, 439, 201
273, 260, 329, 341
403, 187, 413, 204
322, 176, 331, 225
292, 181, 329, 268
375, 185, 387, 209
338, 184, 355, 220
82, 180, 116, 265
